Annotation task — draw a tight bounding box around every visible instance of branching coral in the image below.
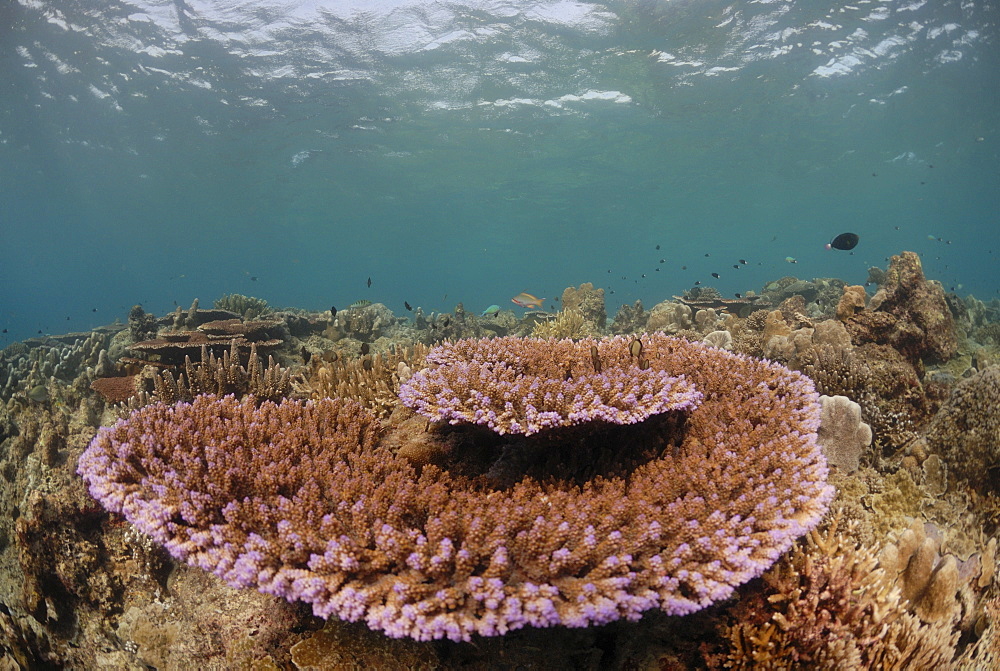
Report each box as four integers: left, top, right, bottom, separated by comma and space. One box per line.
531, 309, 599, 340
718, 521, 960, 669
399, 336, 701, 435
295, 343, 430, 418
122, 342, 291, 409
213, 293, 271, 320
78, 334, 833, 642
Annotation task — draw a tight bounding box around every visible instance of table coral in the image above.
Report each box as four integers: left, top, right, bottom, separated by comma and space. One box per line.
398, 335, 702, 435
78, 334, 833, 642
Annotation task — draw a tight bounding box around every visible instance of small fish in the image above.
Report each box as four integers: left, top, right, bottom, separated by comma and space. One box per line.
739, 259, 747, 265
590, 345, 602, 373
349, 300, 372, 309
367, 277, 372, 288
656, 244, 660, 250
711, 272, 720, 279
404, 301, 413, 311
300, 346, 311, 364
441, 316, 451, 327
785, 257, 797, 264
360, 342, 370, 355
629, 338, 643, 358
1, 329, 6, 333
251, 276, 258, 282
27, 385, 48, 403
92, 308, 97, 312
659, 259, 665, 264
732, 265, 739, 269
481, 305, 500, 317
694, 281, 701, 286
330, 306, 337, 318
826, 232, 859, 251
511, 292, 545, 309
704, 253, 710, 257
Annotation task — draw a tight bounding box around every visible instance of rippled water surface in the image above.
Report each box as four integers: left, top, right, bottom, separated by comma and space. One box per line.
1, 0, 997, 340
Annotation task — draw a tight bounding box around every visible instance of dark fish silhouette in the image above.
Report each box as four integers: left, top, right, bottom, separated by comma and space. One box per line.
331, 306, 337, 318
826, 233, 859, 251
711, 272, 720, 279
360, 342, 370, 355
404, 301, 413, 311
367, 277, 372, 288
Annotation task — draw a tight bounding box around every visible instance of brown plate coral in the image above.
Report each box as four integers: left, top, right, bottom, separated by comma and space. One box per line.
77, 334, 833, 642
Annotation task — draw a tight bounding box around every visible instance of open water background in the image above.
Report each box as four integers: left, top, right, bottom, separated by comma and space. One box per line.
1, 0, 998, 342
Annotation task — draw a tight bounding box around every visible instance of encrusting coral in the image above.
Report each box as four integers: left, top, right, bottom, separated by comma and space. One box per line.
77, 333, 833, 643
924, 365, 1000, 492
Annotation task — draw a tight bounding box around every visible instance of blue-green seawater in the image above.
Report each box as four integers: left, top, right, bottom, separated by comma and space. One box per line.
1, 0, 997, 343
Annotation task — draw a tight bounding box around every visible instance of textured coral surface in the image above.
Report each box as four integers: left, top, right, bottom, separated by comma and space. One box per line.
77, 334, 833, 642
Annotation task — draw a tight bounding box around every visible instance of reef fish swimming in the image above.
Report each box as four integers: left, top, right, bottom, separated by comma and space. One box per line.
481, 304, 500, 316
511, 293, 544, 309
826, 232, 859, 251
349, 299, 372, 309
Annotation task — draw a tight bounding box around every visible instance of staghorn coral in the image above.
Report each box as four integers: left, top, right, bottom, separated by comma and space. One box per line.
531, 308, 600, 340
123, 342, 292, 408
295, 343, 430, 418
399, 336, 702, 436
78, 333, 833, 643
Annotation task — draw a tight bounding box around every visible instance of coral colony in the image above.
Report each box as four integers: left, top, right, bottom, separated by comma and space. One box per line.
78, 333, 833, 642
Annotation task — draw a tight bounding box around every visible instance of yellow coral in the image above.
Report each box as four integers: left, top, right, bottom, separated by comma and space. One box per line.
531, 308, 599, 339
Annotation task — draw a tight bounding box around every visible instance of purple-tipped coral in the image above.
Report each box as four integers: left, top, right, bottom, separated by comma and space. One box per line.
398, 336, 702, 435
78, 334, 833, 642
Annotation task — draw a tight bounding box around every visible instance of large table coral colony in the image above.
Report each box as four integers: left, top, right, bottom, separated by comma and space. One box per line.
78, 333, 834, 642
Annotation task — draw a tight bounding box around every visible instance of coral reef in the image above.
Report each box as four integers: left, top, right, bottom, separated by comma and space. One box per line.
213, 293, 272, 321
399, 336, 702, 435
77, 333, 833, 642
295, 343, 430, 418
836, 285, 867, 322
3, 252, 996, 667
531, 308, 600, 340
560, 283, 607, 330
816, 394, 872, 474
714, 520, 960, 669
851, 251, 958, 363
924, 365, 1000, 492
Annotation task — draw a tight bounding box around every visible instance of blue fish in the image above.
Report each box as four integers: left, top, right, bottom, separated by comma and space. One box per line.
481, 304, 501, 316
